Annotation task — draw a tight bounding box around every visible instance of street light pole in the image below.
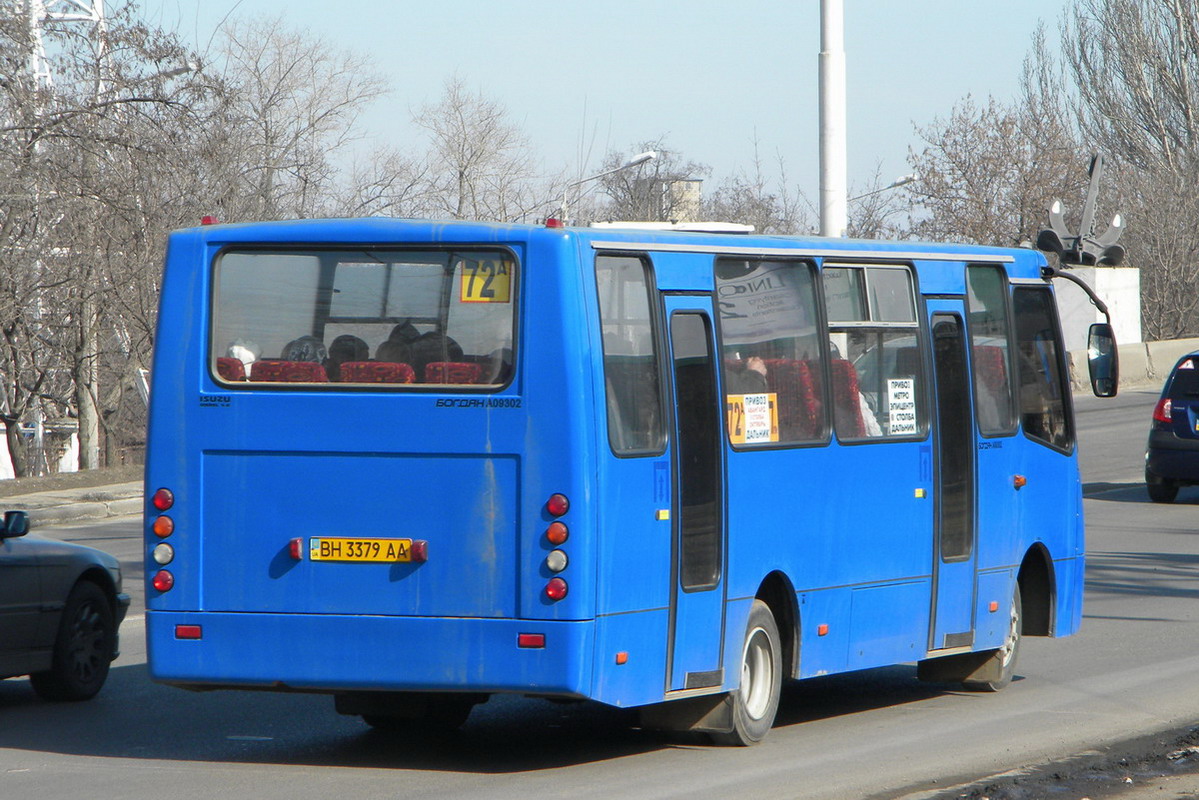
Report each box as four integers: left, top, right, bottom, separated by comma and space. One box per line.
559, 150, 656, 226
849, 173, 917, 202
819, 0, 847, 237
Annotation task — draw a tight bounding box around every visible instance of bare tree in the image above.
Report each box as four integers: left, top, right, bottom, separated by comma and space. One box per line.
906, 27, 1088, 246
203, 15, 387, 221
702, 140, 810, 234
1064, 0, 1199, 338
414, 76, 546, 222
595, 140, 710, 223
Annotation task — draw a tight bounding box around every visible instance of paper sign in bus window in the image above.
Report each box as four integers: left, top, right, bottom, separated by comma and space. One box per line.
727, 393, 779, 444
459, 259, 512, 303
887, 378, 917, 435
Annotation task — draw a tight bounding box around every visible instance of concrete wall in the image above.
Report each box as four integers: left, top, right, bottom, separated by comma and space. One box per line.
1069, 337, 1199, 392
1056, 266, 1142, 353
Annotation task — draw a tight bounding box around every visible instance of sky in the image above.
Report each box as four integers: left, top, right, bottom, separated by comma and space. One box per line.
137, 0, 1071, 203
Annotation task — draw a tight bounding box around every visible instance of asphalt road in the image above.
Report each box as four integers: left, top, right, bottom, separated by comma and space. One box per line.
1, 387, 1191, 800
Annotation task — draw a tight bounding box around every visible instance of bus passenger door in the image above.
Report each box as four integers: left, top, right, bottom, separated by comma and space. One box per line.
662, 298, 726, 692
927, 305, 978, 650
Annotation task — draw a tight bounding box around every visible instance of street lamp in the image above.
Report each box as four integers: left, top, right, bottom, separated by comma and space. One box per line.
558, 150, 656, 226
849, 173, 917, 202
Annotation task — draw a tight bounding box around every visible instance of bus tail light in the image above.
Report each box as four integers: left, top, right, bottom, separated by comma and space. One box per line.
152, 515, 174, 538
152, 570, 175, 592
545, 577, 568, 601
518, 633, 545, 648
546, 521, 568, 545
545, 549, 568, 573
289, 538, 304, 560
411, 539, 429, 563
151, 488, 174, 511
152, 543, 175, 565
546, 493, 569, 517
175, 625, 202, 640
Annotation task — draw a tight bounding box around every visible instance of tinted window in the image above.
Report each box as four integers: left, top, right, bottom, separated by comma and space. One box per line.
596, 255, 665, 454
671, 313, 721, 590
1013, 287, 1073, 450
1167, 357, 1199, 398
966, 266, 1017, 435
932, 315, 974, 560
715, 259, 824, 446
212, 249, 515, 387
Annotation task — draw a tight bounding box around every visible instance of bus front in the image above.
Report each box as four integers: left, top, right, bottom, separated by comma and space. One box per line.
144, 220, 596, 727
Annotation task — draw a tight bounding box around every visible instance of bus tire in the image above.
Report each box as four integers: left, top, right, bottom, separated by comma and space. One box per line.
963, 586, 1022, 692
362, 694, 477, 734
1146, 471, 1179, 503
711, 599, 781, 746
30, 581, 114, 702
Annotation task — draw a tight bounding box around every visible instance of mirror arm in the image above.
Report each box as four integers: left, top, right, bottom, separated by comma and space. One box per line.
1041, 264, 1110, 322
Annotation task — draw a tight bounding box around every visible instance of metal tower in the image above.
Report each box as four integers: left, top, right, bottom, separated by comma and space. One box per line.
25, 0, 108, 94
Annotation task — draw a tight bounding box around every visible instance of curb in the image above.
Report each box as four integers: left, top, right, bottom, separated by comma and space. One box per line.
2, 483, 144, 527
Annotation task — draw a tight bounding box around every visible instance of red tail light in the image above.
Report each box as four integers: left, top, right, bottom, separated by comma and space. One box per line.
546, 493, 570, 517
517, 633, 545, 648
1153, 397, 1173, 424
175, 625, 202, 640
152, 570, 175, 592
151, 488, 174, 511
545, 577, 568, 601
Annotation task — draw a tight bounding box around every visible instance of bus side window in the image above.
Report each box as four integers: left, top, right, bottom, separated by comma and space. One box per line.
596, 255, 666, 455
715, 258, 825, 447
824, 265, 926, 441
1013, 287, 1073, 451
966, 265, 1017, 435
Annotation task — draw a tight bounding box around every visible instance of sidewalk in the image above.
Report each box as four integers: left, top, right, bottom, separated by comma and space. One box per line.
0, 480, 142, 526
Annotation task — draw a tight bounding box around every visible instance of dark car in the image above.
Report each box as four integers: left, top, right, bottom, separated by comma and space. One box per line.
1146, 350, 1199, 503
0, 510, 129, 700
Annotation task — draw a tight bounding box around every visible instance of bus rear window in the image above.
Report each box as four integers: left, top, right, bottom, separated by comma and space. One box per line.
211, 248, 516, 388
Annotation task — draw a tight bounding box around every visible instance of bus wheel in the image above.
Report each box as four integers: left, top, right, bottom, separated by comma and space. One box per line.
711, 599, 781, 746
963, 587, 1022, 692
362, 694, 477, 734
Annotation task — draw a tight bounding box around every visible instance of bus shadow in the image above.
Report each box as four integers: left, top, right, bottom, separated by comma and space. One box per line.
1085, 549, 1199, 602
0, 662, 970, 772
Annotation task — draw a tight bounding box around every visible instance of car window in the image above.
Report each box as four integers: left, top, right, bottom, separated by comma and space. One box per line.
1168, 358, 1199, 397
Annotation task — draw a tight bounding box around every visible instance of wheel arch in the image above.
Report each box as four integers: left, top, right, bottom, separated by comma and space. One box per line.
755, 571, 799, 679
1018, 543, 1056, 637
75, 566, 120, 615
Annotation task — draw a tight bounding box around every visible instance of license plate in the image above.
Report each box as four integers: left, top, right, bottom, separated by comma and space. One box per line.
308, 537, 413, 563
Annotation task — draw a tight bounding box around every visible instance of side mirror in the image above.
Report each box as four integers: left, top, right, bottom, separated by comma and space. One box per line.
0, 509, 29, 538
1087, 323, 1119, 397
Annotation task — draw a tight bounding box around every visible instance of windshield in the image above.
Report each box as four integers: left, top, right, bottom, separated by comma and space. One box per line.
211, 248, 516, 388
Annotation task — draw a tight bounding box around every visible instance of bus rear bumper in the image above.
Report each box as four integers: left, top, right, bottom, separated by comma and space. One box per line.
146, 611, 595, 698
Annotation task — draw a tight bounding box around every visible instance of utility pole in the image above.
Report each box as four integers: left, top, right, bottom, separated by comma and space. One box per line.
819, 0, 848, 237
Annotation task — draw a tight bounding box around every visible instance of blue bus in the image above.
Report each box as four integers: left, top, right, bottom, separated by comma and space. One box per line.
144, 218, 1116, 745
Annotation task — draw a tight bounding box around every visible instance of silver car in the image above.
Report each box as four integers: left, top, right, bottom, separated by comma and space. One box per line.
0, 511, 129, 700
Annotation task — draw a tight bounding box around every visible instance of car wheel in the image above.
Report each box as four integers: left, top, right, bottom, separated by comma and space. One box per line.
710, 599, 781, 746
1146, 471, 1179, 503
30, 582, 114, 702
